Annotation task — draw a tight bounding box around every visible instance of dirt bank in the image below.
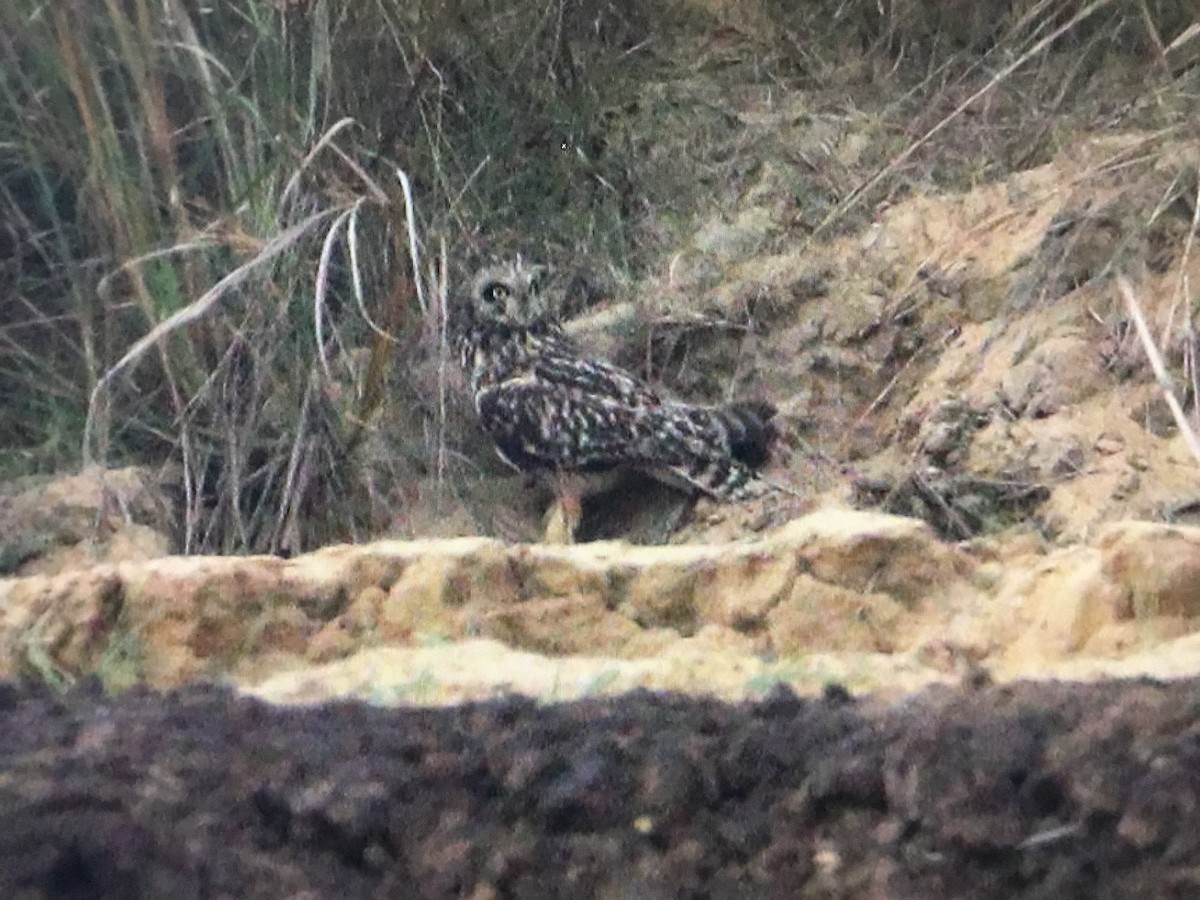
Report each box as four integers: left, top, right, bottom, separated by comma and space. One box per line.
3, 675, 1199, 898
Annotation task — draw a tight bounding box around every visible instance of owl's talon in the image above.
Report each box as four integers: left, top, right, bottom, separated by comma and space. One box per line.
542, 491, 582, 544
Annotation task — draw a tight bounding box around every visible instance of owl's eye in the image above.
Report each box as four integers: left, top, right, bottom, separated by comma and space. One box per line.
481, 282, 511, 306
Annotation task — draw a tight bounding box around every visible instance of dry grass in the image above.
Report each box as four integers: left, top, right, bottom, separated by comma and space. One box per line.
0, 0, 655, 552
1119, 275, 1200, 465
0, 0, 1196, 552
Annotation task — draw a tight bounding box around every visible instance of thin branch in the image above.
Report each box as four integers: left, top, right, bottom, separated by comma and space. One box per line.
1117, 275, 1200, 467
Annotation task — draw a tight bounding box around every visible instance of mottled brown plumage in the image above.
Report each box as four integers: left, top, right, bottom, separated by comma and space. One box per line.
455, 259, 776, 537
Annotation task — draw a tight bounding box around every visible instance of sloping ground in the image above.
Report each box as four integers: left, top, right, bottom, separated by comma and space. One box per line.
5, 675, 1200, 898
643, 132, 1200, 545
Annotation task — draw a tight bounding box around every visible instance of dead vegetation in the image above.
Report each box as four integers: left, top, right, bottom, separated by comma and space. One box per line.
0, 0, 1197, 552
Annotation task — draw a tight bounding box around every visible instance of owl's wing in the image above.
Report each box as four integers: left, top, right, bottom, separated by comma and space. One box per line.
476, 376, 668, 473
531, 347, 661, 408
476, 374, 769, 500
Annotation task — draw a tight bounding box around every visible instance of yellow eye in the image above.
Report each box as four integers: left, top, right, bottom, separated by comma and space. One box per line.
481, 282, 511, 305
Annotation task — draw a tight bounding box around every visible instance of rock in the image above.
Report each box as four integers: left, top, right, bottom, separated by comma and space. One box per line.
0, 568, 125, 686
1098, 521, 1200, 619
768, 575, 907, 655
0, 466, 174, 576
995, 546, 1125, 672
770, 510, 972, 607
4, 502, 1200, 702
0, 511, 967, 692
998, 334, 1101, 417
617, 553, 703, 634
478, 595, 643, 656
696, 549, 796, 630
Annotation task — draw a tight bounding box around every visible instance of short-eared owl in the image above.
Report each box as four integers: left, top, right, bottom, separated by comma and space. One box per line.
456, 259, 776, 540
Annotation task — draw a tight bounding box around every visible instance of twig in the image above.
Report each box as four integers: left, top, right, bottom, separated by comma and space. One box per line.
434, 241, 449, 514
1018, 823, 1081, 850
1117, 275, 1200, 466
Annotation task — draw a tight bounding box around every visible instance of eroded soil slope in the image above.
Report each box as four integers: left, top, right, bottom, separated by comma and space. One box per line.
4, 675, 1200, 899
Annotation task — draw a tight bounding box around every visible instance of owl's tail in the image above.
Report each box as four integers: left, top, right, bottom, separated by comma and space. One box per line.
663, 400, 778, 501
714, 400, 777, 469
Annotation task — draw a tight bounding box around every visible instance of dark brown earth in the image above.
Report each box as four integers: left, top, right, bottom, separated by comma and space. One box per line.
4, 676, 1200, 899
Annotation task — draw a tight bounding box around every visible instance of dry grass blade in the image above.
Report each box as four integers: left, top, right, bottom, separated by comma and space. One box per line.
395, 167, 429, 315
82, 208, 337, 466
95, 235, 222, 304
809, 0, 1116, 241
279, 117, 361, 212
432, 242, 450, 506
313, 206, 355, 382
346, 199, 398, 343
1117, 275, 1200, 467
271, 370, 317, 556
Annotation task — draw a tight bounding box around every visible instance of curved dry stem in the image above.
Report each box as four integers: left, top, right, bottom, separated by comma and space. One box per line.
1117, 274, 1200, 467
82, 208, 337, 468
395, 166, 428, 315
314, 205, 354, 382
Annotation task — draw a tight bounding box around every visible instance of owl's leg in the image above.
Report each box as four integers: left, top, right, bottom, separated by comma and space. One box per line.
542, 472, 583, 544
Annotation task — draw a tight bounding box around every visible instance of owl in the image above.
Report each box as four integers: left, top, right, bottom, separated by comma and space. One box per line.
455, 258, 776, 541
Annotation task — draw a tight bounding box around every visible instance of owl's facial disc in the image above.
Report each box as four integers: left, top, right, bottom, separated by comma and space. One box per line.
473, 261, 548, 325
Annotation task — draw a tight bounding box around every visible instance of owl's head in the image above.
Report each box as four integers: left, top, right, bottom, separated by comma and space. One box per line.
469, 259, 551, 326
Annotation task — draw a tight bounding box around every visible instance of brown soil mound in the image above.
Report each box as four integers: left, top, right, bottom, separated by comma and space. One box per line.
4, 675, 1199, 898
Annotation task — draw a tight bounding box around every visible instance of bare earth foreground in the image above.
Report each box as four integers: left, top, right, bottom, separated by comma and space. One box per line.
3, 675, 1200, 898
